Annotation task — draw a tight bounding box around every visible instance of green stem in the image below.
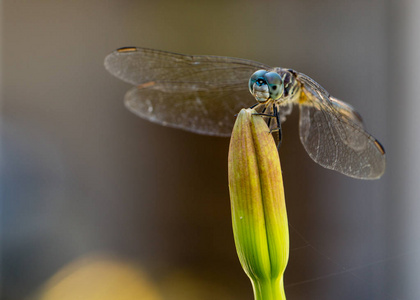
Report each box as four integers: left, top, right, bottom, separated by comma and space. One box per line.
252, 277, 286, 300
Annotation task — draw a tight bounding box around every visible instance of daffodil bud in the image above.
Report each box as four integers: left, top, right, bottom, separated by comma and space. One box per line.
228, 108, 289, 300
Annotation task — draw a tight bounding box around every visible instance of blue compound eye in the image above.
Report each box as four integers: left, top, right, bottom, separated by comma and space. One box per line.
249, 70, 268, 93
264, 72, 284, 100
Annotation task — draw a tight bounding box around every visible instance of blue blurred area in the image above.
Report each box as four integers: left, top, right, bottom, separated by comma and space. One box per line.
1, 1, 418, 299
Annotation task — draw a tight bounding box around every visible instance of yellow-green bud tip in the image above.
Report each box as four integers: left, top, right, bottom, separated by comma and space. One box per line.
228, 108, 289, 300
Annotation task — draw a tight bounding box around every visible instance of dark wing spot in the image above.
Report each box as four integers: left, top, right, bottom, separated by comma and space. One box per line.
117, 47, 138, 53
374, 139, 386, 155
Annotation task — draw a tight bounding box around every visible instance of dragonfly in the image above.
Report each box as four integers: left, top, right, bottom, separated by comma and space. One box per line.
104, 47, 386, 179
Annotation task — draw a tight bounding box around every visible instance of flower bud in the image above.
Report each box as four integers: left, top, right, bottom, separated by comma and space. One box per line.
228, 108, 289, 300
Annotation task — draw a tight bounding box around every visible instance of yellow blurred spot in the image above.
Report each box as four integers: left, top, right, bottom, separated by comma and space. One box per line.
160, 270, 235, 300
38, 254, 161, 300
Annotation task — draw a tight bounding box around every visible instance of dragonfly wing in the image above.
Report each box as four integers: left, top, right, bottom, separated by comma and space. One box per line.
328, 96, 365, 128
105, 47, 271, 136
104, 47, 270, 86
124, 82, 255, 136
296, 72, 386, 179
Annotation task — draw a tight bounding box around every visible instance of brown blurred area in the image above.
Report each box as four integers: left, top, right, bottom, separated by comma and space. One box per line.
2, 1, 420, 299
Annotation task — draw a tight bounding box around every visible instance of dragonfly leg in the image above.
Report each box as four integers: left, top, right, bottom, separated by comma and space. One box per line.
253, 104, 282, 148
251, 103, 275, 117
254, 106, 276, 117
257, 106, 276, 132
256, 113, 277, 117
267, 113, 272, 129
235, 103, 260, 117
269, 105, 282, 148
260, 105, 267, 114
249, 103, 259, 109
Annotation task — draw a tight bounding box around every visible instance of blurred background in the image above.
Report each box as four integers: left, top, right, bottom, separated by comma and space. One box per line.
1, 0, 419, 299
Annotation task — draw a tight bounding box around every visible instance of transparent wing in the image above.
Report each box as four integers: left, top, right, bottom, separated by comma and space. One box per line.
296, 72, 386, 179
124, 82, 255, 136
104, 47, 270, 135
328, 96, 364, 128
104, 47, 269, 86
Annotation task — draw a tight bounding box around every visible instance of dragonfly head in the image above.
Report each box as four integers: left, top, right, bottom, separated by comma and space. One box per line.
249, 70, 284, 103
